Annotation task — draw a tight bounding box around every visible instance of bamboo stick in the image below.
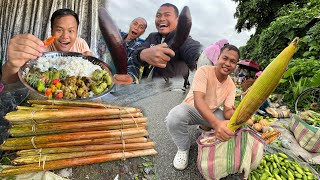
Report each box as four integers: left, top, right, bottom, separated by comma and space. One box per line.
1, 136, 149, 150
14, 150, 118, 165
1, 127, 146, 147
11, 118, 147, 132
19, 148, 154, 165
10, 118, 147, 136
14, 142, 155, 164
5, 108, 140, 122
0, 149, 158, 177
31, 104, 109, 109
16, 106, 56, 111
17, 141, 154, 156
10, 123, 147, 137
17, 106, 108, 112
16, 105, 85, 111
9, 112, 144, 125
27, 99, 127, 109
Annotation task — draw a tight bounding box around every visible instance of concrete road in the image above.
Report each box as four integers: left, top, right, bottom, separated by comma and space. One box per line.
68, 77, 240, 180
69, 77, 204, 180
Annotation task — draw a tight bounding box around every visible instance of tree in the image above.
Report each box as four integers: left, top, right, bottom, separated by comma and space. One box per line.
246, 1, 319, 67
231, 0, 308, 33
236, 0, 320, 110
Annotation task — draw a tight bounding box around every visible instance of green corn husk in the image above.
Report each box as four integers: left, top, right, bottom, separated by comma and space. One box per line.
227, 38, 299, 131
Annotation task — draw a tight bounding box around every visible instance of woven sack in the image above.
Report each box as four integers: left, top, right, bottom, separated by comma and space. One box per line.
197, 128, 265, 180
289, 114, 320, 153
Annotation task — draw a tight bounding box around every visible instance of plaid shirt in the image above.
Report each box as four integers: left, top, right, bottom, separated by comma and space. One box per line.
121, 32, 144, 58
121, 32, 144, 83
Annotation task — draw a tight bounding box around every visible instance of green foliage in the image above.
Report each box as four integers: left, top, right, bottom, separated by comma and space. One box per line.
240, 1, 320, 68
310, 71, 320, 87
236, 0, 320, 111
286, 57, 320, 79
239, 34, 259, 60
299, 22, 320, 58
231, 0, 307, 33
275, 58, 320, 109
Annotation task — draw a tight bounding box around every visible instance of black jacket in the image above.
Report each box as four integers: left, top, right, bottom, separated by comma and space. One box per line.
127, 31, 203, 80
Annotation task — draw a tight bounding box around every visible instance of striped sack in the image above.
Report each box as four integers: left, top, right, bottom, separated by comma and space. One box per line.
289, 114, 320, 153
197, 128, 265, 180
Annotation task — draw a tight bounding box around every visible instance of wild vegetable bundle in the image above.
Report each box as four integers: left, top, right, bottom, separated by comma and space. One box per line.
298, 110, 320, 127
0, 100, 157, 177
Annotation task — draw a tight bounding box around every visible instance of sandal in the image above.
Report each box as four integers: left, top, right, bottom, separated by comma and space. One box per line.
173, 150, 189, 170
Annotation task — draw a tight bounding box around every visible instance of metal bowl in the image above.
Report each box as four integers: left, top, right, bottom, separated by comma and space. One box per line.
18, 52, 114, 100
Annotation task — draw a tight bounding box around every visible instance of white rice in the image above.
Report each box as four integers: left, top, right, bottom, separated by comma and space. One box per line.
34, 56, 102, 77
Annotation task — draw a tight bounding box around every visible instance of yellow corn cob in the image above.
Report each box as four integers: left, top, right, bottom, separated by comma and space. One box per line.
227, 38, 299, 131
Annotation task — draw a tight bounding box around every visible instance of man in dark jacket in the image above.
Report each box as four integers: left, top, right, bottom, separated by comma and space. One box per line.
116, 3, 202, 85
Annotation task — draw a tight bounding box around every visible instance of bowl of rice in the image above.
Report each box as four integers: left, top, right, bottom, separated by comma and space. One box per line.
18, 52, 114, 100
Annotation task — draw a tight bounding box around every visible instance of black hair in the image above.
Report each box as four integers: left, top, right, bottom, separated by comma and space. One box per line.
50, 8, 79, 29
220, 44, 240, 60
160, 3, 179, 17
133, 17, 148, 29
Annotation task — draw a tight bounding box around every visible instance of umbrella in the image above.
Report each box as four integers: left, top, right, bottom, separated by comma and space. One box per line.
238, 59, 260, 71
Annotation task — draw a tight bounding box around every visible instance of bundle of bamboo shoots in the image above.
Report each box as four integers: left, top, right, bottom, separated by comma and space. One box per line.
227, 38, 299, 131
0, 100, 157, 177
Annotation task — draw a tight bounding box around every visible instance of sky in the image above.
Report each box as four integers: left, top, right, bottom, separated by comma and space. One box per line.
106, 0, 255, 48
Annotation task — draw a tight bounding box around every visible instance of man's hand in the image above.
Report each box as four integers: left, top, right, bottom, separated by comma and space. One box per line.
224, 105, 236, 120
212, 120, 235, 142
113, 74, 133, 84
83, 51, 93, 56
7, 34, 45, 69
139, 43, 175, 68
2, 34, 45, 84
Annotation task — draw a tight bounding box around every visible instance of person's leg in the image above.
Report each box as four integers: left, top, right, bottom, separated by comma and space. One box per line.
166, 104, 226, 150
166, 104, 203, 150
197, 108, 225, 131
165, 104, 226, 170
165, 103, 202, 170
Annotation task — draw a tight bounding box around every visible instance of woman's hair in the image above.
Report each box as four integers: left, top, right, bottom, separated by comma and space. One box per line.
50, 8, 79, 29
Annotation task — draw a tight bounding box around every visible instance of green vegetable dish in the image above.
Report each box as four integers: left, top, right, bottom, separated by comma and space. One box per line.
19, 52, 113, 100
